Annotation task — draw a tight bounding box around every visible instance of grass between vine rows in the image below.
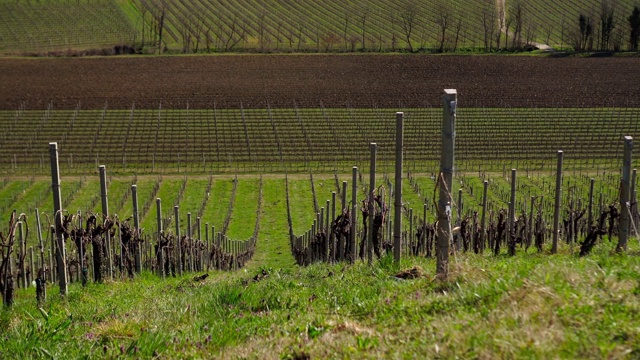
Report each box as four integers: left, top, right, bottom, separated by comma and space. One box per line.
1, 242, 639, 359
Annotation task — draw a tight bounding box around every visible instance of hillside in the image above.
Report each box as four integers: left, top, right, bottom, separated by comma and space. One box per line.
1, 0, 639, 54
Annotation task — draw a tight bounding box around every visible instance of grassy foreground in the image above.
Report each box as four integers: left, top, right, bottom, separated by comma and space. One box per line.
2, 242, 640, 359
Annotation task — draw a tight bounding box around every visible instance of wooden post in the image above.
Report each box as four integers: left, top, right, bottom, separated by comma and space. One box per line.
18, 222, 26, 289
528, 196, 535, 250
587, 178, 595, 229
132, 184, 141, 273
35, 208, 46, 301
457, 188, 463, 225
325, 199, 330, 261
436, 90, 456, 279
29, 246, 34, 286
197, 217, 201, 271
509, 169, 516, 238
480, 180, 488, 253
99, 165, 112, 279
617, 136, 633, 252
49, 142, 67, 295
187, 212, 193, 271
156, 198, 163, 277
49, 226, 55, 283
331, 192, 336, 262
552, 150, 563, 254
338, 182, 347, 261
175, 206, 182, 275
351, 166, 357, 262
422, 203, 427, 254
205, 223, 210, 271
409, 208, 413, 255
368, 143, 377, 264
394, 112, 403, 264
630, 169, 637, 236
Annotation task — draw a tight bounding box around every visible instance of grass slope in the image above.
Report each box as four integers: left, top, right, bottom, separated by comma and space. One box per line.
1, 244, 639, 358
249, 176, 295, 270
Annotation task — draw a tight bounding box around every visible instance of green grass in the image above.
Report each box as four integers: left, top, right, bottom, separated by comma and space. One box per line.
174, 179, 210, 235
199, 178, 234, 234
118, 178, 157, 230
2, 243, 639, 358
249, 176, 295, 270
288, 177, 316, 235
64, 179, 101, 216
139, 178, 183, 233
226, 178, 261, 240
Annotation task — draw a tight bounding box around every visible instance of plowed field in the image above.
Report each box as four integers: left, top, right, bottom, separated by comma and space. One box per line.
1, 55, 639, 109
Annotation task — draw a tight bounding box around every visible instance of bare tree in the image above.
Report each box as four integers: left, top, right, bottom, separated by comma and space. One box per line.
496, 1, 505, 50
510, 1, 525, 49
296, 17, 307, 51
543, 21, 554, 46
505, 16, 513, 50
452, 12, 465, 52
480, 0, 496, 52
435, 2, 451, 52
524, 21, 538, 47
151, 5, 166, 54
400, 2, 418, 52
599, 0, 616, 50
630, 6, 640, 51
342, 13, 350, 51
358, 8, 369, 50
257, 7, 271, 52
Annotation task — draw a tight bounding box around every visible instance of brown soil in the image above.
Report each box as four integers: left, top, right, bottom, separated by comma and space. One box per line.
0, 55, 639, 109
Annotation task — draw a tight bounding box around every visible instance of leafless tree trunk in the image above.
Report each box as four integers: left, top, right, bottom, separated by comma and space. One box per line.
436, 3, 451, 52
511, 1, 525, 49
400, 3, 417, 52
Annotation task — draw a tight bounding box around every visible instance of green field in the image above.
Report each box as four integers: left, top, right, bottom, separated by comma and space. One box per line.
1, 0, 639, 54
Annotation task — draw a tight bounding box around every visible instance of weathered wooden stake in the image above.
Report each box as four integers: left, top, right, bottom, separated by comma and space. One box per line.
50, 142, 67, 295
19, 222, 26, 289
35, 208, 46, 301
187, 212, 193, 271
325, 200, 330, 261
99, 165, 112, 279
351, 166, 357, 262
552, 150, 563, 254
132, 185, 141, 273
436, 90, 456, 279
617, 136, 633, 252
175, 206, 182, 275
509, 169, 517, 238
480, 180, 488, 253
528, 196, 535, 250
156, 198, 163, 277
394, 112, 403, 264
587, 178, 595, 229
409, 208, 413, 254
368, 143, 377, 264
331, 192, 336, 261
